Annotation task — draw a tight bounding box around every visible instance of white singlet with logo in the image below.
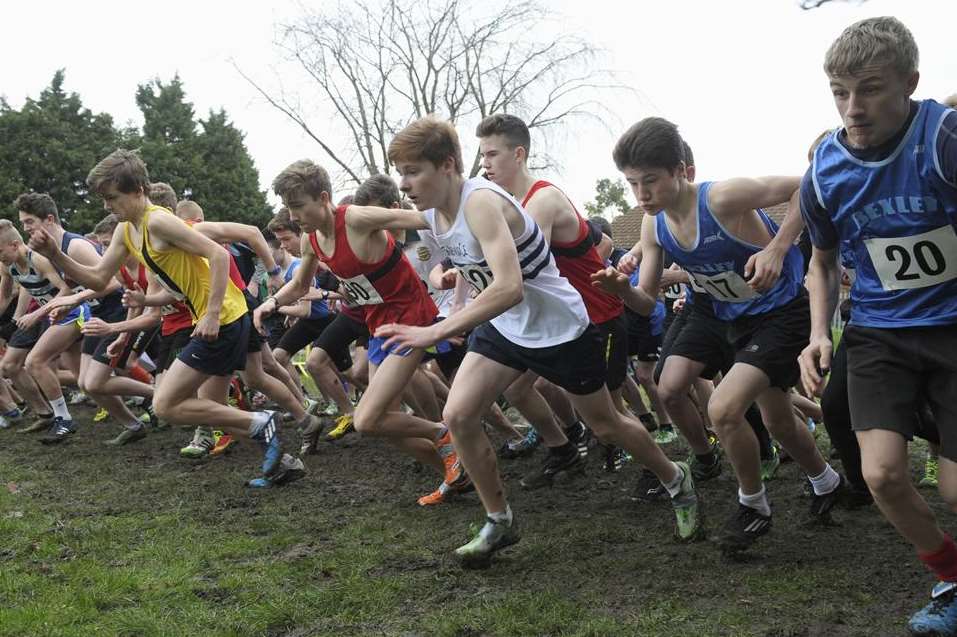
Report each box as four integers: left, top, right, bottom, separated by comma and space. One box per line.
424, 177, 588, 347
404, 230, 456, 318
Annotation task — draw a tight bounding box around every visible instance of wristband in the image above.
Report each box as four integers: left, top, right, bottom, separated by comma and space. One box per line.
266, 265, 281, 277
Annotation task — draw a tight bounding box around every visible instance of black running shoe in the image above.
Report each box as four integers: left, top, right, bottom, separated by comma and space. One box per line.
689, 449, 722, 481
633, 468, 666, 503
719, 504, 772, 554
520, 444, 582, 489
564, 420, 592, 457
39, 417, 76, 445
810, 474, 847, 521
603, 445, 630, 472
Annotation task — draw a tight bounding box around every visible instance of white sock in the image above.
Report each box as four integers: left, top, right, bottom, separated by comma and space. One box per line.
248, 411, 272, 436
739, 486, 771, 517
663, 462, 684, 498
49, 396, 71, 420
489, 504, 513, 526
809, 464, 841, 496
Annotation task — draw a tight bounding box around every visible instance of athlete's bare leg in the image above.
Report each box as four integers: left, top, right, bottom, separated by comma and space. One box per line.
620, 373, 650, 417
155, 360, 260, 433
1, 348, 48, 414
259, 344, 305, 405
24, 324, 80, 404
503, 371, 567, 447
658, 355, 713, 455
353, 349, 445, 440
305, 347, 355, 414
241, 351, 306, 422
533, 377, 577, 427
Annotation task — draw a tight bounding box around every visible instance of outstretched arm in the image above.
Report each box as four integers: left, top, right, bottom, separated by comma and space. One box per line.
346, 205, 430, 233
744, 189, 806, 292
192, 221, 283, 290
708, 176, 801, 215
30, 224, 129, 291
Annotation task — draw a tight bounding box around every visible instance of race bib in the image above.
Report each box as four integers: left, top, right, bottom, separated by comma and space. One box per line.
459, 264, 494, 293
864, 226, 957, 291
340, 274, 384, 306
663, 283, 683, 299
687, 270, 758, 303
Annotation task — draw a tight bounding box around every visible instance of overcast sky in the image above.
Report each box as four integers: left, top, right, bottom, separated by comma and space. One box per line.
3, 0, 955, 213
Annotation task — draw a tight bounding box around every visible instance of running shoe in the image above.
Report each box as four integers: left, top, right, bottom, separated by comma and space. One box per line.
93, 408, 109, 423
564, 420, 593, 457
909, 581, 957, 637
634, 468, 666, 503
654, 425, 678, 445
0, 408, 22, 430
499, 428, 539, 459
250, 411, 283, 477
603, 445, 630, 473
760, 445, 781, 481
417, 470, 472, 506
689, 448, 723, 481
719, 504, 772, 555
105, 426, 147, 446
180, 427, 215, 458
325, 414, 355, 441
322, 401, 341, 417
809, 474, 846, 522
18, 414, 54, 433
299, 415, 326, 455
304, 397, 320, 416
68, 391, 89, 406
454, 515, 521, 568
39, 417, 77, 445
138, 400, 166, 430
671, 461, 702, 542
435, 429, 464, 485
246, 454, 306, 488
919, 456, 939, 489
210, 431, 238, 456
520, 444, 583, 489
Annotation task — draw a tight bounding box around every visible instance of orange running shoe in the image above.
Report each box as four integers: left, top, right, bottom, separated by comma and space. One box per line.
417, 467, 472, 506
210, 431, 238, 456
436, 429, 462, 484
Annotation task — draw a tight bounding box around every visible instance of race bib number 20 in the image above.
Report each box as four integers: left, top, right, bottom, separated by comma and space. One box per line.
864, 226, 957, 291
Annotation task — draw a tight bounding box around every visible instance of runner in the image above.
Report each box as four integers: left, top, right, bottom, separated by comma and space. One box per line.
30, 149, 305, 487
797, 18, 957, 635
375, 116, 700, 567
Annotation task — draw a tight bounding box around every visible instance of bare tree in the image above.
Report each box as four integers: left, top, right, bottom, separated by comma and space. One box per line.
237, 0, 626, 186
799, 0, 869, 9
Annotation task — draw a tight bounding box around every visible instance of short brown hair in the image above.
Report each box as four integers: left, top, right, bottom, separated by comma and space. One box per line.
476, 114, 531, 157
824, 17, 918, 79
87, 149, 151, 196
612, 117, 684, 172
176, 200, 203, 221
149, 182, 178, 211
388, 116, 464, 174
266, 208, 301, 235
14, 192, 60, 224
0, 219, 23, 245
354, 174, 401, 208
272, 160, 333, 202
93, 214, 119, 236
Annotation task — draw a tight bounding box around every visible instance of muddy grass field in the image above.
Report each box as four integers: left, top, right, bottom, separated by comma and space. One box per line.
0, 406, 950, 636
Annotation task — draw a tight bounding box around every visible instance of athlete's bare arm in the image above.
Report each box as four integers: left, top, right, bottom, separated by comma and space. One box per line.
708, 176, 802, 217
252, 233, 320, 333
146, 212, 231, 340
63, 238, 123, 299
30, 224, 129, 292
744, 189, 806, 292
799, 245, 841, 397
376, 190, 523, 349
12, 283, 31, 321
523, 187, 577, 244
0, 269, 14, 316
593, 214, 662, 316
22, 253, 77, 326
191, 221, 283, 291
345, 206, 430, 233
596, 232, 614, 261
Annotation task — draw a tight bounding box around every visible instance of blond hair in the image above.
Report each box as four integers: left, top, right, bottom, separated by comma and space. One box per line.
175, 200, 203, 221
388, 116, 464, 174
0, 219, 23, 245
824, 17, 918, 79
272, 160, 333, 202
944, 94, 957, 109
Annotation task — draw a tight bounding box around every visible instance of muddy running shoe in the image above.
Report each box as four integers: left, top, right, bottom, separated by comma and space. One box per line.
454, 515, 521, 568
909, 581, 957, 637
719, 504, 772, 555
760, 445, 781, 481
689, 451, 722, 481
68, 391, 89, 406
654, 425, 678, 445
604, 445, 630, 473
246, 454, 306, 488
418, 468, 472, 506
0, 408, 23, 429
499, 428, 539, 459
919, 455, 939, 489
105, 426, 147, 446
325, 414, 354, 441
634, 468, 666, 503
93, 408, 109, 423
671, 461, 702, 541
304, 397, 320, 416
299, 416, 327, 455
18, 414, 54, 433
250, 411, 283, 477
809, 474, 846, 522
39, 417, 77, 445
435, 429, 464, 485
138, 400, 166, 430
564, 420, 592, 457
520, 444, 583, 489
210, 431, 238, 456
180, 427, 215, 458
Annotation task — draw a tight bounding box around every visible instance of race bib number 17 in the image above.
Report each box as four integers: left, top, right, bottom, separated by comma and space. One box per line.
864, 226, 957, 291
687, 270, 758, 303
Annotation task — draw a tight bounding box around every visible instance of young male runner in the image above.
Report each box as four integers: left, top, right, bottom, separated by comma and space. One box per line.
796, 18, 957, 635
256, 161, 464, 501
375, 116, 700, 567
595, 116, 842, 556
29, 149, 305, 487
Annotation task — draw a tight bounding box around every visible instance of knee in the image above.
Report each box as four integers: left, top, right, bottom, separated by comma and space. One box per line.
273, 349, 290, 366
634, 365, 653, 387
153, 395, 175, 421
442, 404, 478, 438
707, 396, 743, 433
352, 403, 381, 434
24, 355, 43, 377
306, 353, 328, 378
861, 459, 909, 500
657, 381, 685, 411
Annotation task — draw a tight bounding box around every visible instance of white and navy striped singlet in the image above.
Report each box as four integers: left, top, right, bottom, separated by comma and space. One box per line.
9, 251, 57, 305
